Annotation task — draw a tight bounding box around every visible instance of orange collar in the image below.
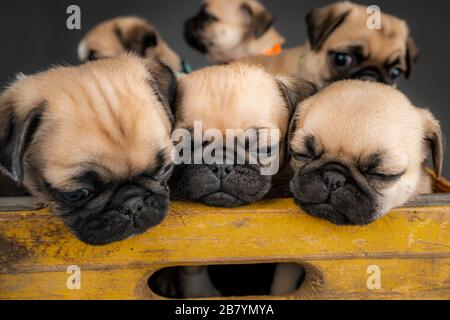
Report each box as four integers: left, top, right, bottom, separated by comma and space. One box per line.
263, 43, 282, 56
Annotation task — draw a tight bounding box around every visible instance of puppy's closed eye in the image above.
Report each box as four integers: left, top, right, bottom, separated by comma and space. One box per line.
59, 188, 93, 205
144, 163, 174, 181
365, 171, 405, 183
291, 151, 315, 162
45, 171, 109, 206
291, 136, 322, 162
358, 153, 405, 183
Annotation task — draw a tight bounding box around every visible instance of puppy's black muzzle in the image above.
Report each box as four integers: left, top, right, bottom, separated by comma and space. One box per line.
209, 163, 234, 179
352, 68, 393, 85
110, 185, 148, 220
291, 163, 376, 225
184, 18, 208, 53
322, 170, 346, 192
69, 183, 169, 245
171, 163, 272, 208
184, 6, 217, 53
330, 67, 395, 86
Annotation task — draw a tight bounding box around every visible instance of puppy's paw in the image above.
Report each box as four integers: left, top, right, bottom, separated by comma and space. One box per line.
180, 266, 221, 298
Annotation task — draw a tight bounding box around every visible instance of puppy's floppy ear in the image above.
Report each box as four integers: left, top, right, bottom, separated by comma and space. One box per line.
0, 96, 44, 184
114, 22, 158, 57
306, 2, 351, 51
276, 76, 317, 117
405, 36, 419, 79
241, 3, 274, 38
420, 109, 444, 177
276, 77, 317, 159
145, 58, 177, 127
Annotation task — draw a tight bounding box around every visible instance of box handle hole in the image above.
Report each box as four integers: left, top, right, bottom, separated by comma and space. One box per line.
148, 263, 306, 299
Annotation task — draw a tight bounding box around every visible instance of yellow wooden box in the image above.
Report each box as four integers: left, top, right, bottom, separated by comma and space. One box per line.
0, 173, 449, 300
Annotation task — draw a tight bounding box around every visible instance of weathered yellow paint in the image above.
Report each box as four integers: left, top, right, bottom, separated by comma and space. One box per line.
0, 175, 449, 300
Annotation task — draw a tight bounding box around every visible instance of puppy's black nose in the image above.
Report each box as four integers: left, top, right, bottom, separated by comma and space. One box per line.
210, 164, 234, 179
121, 196, 144, 216
323, 171, 346, 191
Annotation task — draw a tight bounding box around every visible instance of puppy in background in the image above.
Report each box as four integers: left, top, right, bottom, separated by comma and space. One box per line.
184, 0, 285, 64
243, 1, 418, 87
0, 55, 177, 245
78, 16, 183, 72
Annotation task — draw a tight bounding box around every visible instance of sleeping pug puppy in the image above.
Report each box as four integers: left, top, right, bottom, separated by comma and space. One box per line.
171, 63, 316, 208
243, 1, 418, 87
289, 80, 444, 226
78, 16, 183, 72
0, 55, 177, 245
184, 0, 285, 64
271, 79, 444, 296
170, 63, 315, 298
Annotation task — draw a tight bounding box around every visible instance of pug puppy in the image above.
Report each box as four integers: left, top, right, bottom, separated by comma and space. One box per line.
169, 63, 315, 298
171, 63, 316, 208
184, 0, 285, 64
271, 79, 444, 296
243, 1, 418, 87
289, 80, 444, 226
0, 55, 177, 245
78, 16, 183, 72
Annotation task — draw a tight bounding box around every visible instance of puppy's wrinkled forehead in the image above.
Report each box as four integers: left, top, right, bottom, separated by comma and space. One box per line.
15, 55, 172, 186
295, 80, 423, 162
176, 63, 289, 135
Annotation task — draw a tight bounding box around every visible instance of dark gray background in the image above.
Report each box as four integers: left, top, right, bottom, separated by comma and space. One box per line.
0, 0, 448, 176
